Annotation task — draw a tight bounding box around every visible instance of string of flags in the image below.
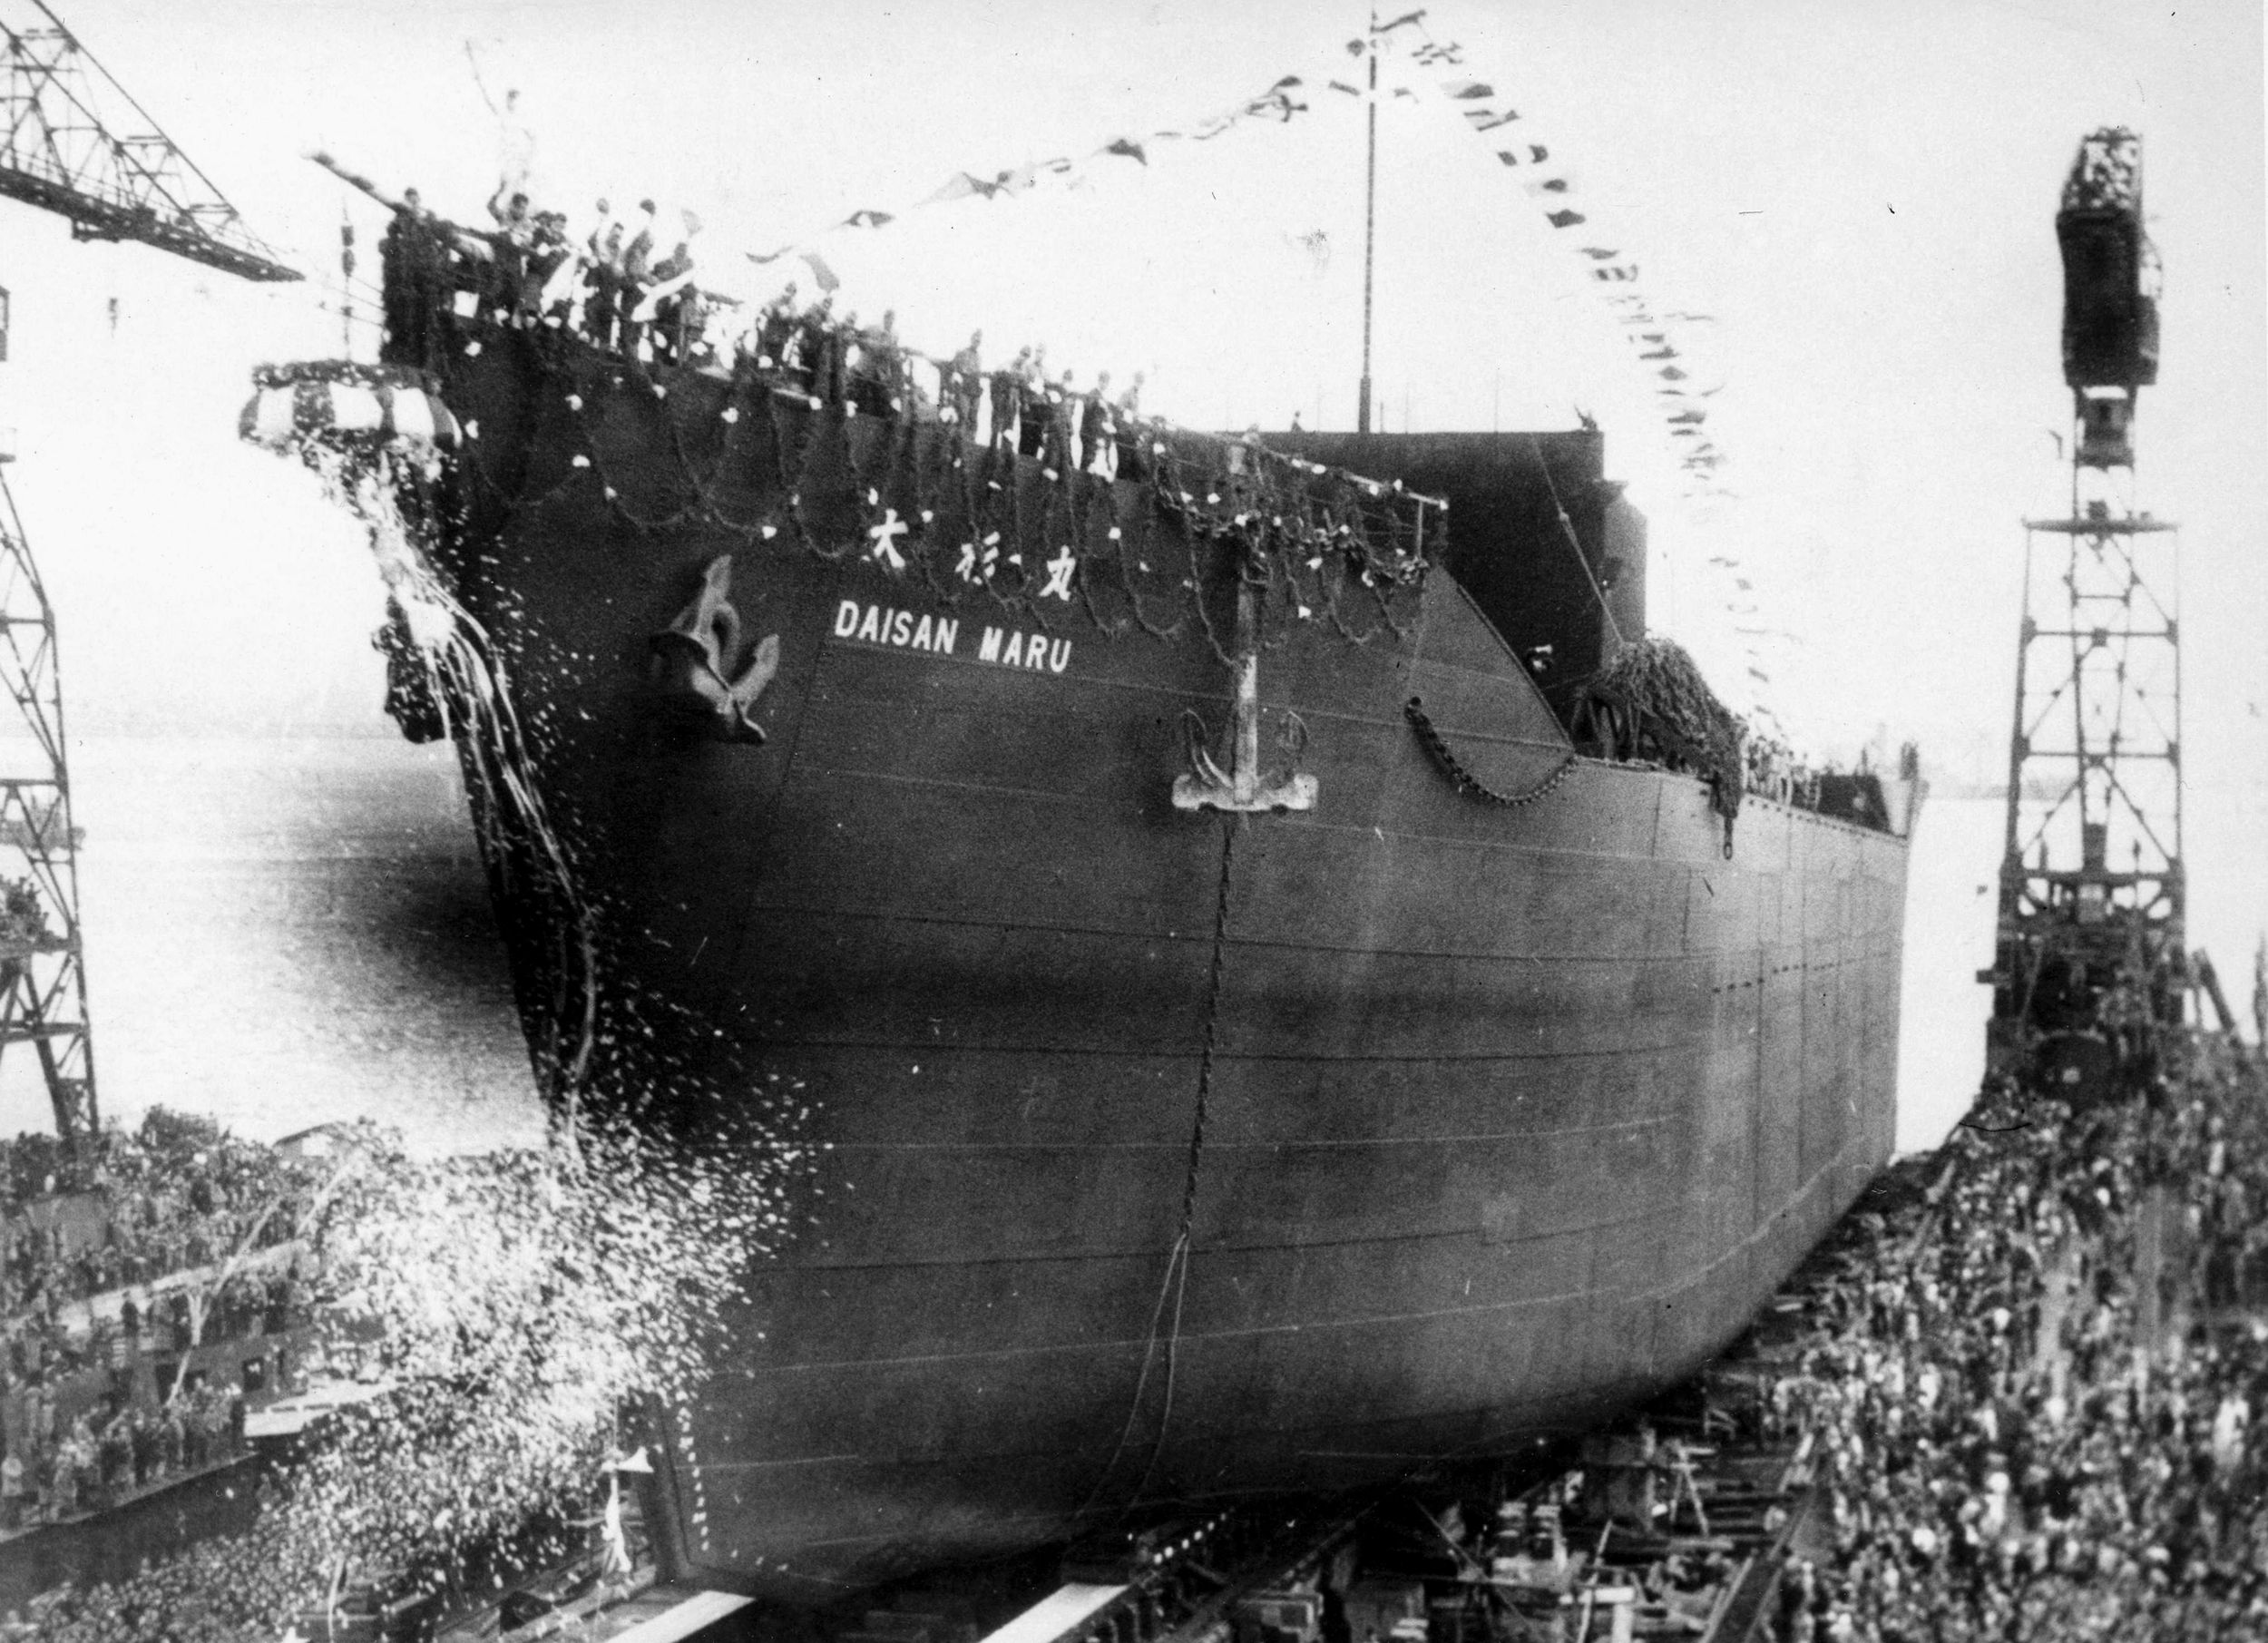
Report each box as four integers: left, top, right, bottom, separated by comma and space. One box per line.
715, 12, 1772, 704
1359, 9, 1729, 505
727, 15, 1725, 510
1359, 8, 1786, 706
743, 71, 1315, 289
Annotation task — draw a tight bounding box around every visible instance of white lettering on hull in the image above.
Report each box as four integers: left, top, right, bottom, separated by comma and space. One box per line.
836, 603, 1070, 673
972, 626, 1070, 673
832, 600, 965, 658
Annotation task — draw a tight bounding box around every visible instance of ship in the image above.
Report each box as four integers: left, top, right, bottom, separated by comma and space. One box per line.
238, 190, 1920, 1605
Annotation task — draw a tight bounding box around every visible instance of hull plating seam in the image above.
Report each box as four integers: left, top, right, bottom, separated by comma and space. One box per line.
752, 1201, 1677, 1276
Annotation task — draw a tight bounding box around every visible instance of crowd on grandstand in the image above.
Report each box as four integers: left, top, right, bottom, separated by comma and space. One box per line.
0, 1114, 325, 1531
8, 1120, 748, 1643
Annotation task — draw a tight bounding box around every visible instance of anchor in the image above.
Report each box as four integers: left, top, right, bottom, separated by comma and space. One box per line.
1172, 547, 1316, 814
650, 555, 780, 743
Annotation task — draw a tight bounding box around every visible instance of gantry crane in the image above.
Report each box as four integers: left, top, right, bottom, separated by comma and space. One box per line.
1982, 128, 2184, 1099
0, 0, 296, 1137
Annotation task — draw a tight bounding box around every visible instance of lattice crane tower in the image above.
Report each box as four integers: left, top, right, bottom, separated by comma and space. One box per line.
1984, 128, 2184, 1095
0, 1, 296, 1136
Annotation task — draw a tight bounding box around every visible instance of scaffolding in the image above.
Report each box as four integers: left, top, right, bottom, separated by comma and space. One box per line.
1984, 130, 2184, 1093
0, 2, 296, 283
0, 2, 297, 1136
0, 464, 92, 1134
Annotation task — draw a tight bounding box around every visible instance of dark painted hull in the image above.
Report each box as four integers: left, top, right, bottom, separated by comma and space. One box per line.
329, 328, 1910, 1600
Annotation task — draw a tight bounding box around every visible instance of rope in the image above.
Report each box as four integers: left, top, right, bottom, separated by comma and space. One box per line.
1530, 432, 1625, 650
1128, 816, 1241, 1504
1404, 698, 1580, 807
1078, 817, 1239, 1521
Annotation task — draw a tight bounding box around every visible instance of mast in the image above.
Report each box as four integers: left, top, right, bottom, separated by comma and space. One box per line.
1357, 5, 1377, 434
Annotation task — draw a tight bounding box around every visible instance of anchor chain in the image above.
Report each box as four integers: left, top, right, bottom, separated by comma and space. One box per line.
1404, 697, 1579, 808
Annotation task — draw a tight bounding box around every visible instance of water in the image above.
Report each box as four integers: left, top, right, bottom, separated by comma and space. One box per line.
1894, 794, 1999, 1153
0, 735, 545, 1152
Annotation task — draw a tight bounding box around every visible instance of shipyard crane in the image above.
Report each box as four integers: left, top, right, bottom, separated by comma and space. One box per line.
1982, 128, 2184, 1099
0, 0, 297, 1139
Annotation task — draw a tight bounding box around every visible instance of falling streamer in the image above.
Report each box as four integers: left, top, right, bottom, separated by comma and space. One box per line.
298, 444, 602, 1139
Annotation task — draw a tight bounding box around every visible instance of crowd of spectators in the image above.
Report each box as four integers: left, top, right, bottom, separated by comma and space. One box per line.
377, 177, 1164, 484
7, 1121, 743, 1643
738, 294, 1152, 479
377, 182, 704, 372
0, 1113, 315, 1315
1759, 1035, 2268, 1640
2, 1383, 248, 1531
0, 1112, 325, 1533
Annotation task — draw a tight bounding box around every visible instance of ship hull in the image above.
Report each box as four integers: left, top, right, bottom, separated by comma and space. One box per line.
297, 328, 1911, 1599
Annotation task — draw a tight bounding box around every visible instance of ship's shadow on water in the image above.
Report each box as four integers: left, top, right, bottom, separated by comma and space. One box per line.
338, 851, 522, 1002
54, 737, 546, 1149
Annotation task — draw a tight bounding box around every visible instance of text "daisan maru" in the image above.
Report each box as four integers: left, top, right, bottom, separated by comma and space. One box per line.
833, 601, 1072, 673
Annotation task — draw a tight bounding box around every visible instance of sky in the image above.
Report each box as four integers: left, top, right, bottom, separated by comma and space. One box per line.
0, 0, 2259, 1071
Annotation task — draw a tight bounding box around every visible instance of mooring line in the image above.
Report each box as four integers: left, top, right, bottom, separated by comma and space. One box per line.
1081, 815, 1242, 1518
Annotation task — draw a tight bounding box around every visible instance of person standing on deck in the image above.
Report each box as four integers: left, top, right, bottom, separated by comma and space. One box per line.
837, 311, 865, 406
582, 200, 623, 349
380, 188, 441, 367
1046, 368, 1077, 469
1018, 347, 1051, 455
851, 310, 905, 415
641, 238, 699, 365
881, 311, 908, 411
486, 185, 535, 318
1082, 371, 1116, 477
1113, 369, 1148, 479
526, 211, 571, 323
944, 330, 982, 431
992, 348, 1029, 451
756, 282, 799, 371
797, 294, 836, 395
619, 199, 659, 357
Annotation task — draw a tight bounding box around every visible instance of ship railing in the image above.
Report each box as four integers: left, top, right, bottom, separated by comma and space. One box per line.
20, 1235, 305, 1342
